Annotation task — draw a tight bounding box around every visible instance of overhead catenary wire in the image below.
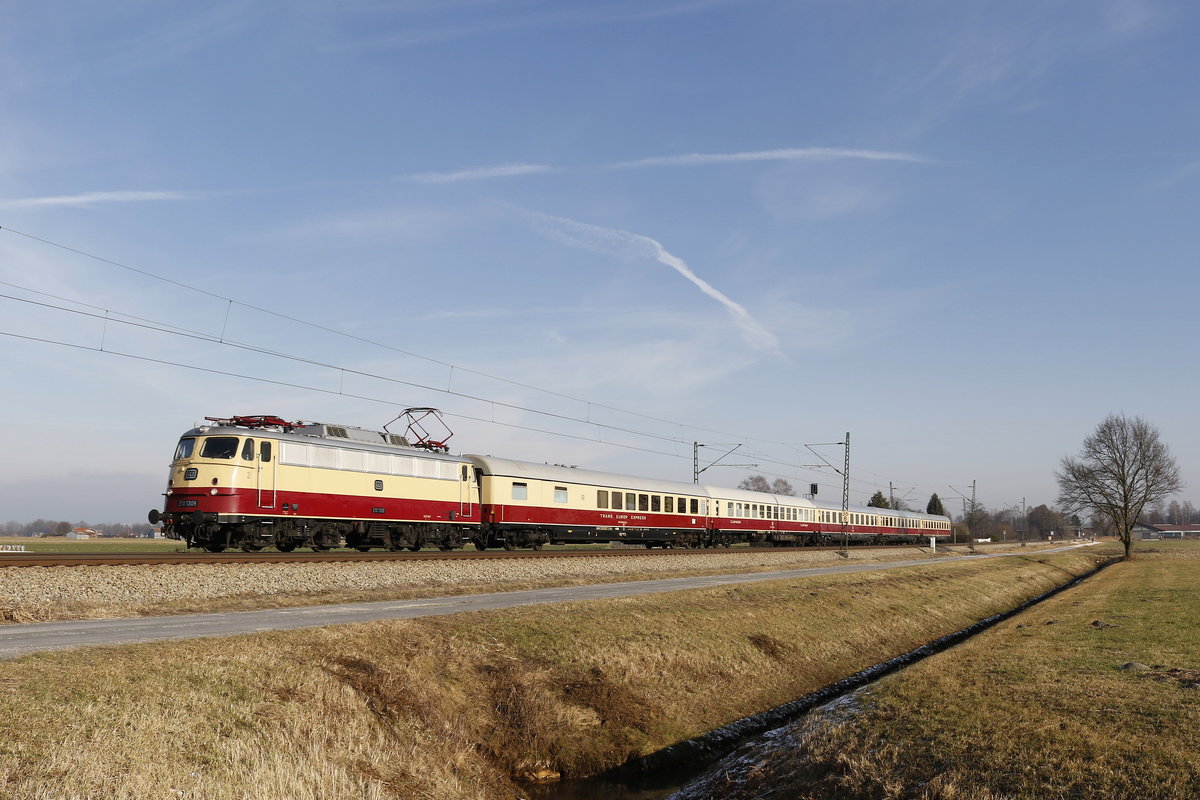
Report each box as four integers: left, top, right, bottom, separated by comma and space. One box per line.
0, 224, 957, 500
0, 225, 751, 441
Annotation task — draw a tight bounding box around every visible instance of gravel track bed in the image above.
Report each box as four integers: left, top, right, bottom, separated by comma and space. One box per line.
0, 547, 1002, 609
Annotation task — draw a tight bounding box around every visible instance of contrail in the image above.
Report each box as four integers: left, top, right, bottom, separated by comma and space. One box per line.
0, 190, 193, 208
522, 209, 782, 356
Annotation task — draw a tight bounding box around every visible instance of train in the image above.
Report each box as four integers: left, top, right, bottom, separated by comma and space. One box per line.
147, 413, 952, 553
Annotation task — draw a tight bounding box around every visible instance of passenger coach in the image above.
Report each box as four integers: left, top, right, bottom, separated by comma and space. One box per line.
466, 456, 715, 549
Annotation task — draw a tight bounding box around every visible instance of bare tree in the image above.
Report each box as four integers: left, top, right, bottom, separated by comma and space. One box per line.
737, 475, 772, 493
1057, 414, 1183, 560
770, 478, 795, 496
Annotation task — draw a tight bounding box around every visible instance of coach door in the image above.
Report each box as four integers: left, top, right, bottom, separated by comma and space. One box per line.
257, 439, 277, 509
458, 463, 478, 519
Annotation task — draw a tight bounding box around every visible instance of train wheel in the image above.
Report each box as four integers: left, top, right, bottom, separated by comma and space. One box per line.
276, 542, 297, 552
473, 540, 487, 551
407, 545, 421, 551
503, 538, 517, 551
355, 546, 371, 552
312, 545, 331, 552
204, 544, 227, 553
240, 544, 263, 552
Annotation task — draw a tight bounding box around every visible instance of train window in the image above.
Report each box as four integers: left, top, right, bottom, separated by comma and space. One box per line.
638, 494, 649, 511
200, 437, 238, 459
664, 496, 674, 513
260, 441, 271, 463
512, 482, 528, 501
612, 492, 622, 510
461, 465, 469, 482
626, 493, 636, 509
677, 497, 686, 512
241, 439, 255, 461
651, 496, 661, 512
554, 486, 568, 504
174, 438, 196, 460
598, 490, 609, 509
690, 498, 699, 515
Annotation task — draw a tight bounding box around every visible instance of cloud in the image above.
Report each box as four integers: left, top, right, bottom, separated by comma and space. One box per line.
323, 0, 745, 51
1150, 160, 1200, 191
610, 147, 929, 169
520, 209, 782, 356
396, 147, 924, 187
398, 163, 555, 184
0, 190, 194, 209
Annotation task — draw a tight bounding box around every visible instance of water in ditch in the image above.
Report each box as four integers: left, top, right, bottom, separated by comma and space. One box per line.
527, 563, 1106, 800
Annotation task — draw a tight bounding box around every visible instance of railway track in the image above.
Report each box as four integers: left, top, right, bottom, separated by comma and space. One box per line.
0, 546, 800, 569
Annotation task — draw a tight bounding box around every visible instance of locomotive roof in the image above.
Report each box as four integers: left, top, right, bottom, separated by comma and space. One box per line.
185, 421, 467, 462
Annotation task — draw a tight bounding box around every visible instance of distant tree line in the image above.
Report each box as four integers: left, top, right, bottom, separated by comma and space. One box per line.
0, 519, 155, 537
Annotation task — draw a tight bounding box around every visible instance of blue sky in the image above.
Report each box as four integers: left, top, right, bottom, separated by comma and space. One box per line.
1, 0, 1197, 524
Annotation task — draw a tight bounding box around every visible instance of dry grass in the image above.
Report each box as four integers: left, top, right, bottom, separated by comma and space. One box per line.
0, 549, 1105, 799
706, 540, 1200, 800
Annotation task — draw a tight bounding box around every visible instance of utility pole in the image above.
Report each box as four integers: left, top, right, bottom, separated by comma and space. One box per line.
803, 433, 850, 551
693, 442, 756, 485
841, 432, 851, 551
971, 479, 977, 541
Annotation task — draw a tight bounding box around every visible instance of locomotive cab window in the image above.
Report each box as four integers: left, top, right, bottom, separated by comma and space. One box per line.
200, 437, 239, 459
174, 438, 196, 460
241, 438, 255, 461
260, 441, 271, 462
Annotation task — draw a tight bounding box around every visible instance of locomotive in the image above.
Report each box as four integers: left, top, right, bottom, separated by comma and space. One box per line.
148, 413, 952, 552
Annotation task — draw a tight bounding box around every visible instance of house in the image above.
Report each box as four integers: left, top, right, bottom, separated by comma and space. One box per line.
67, 528, 97, 540
1133, 522, 1162, 540
1148, 523, 1200, 540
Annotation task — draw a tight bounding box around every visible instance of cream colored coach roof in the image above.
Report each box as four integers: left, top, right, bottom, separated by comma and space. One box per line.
464, 455, 711, 497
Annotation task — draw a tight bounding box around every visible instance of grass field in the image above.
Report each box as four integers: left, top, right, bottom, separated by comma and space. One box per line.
698, 540, 1200, 800
0, 536, 186, 553
0, 547, 1106, 799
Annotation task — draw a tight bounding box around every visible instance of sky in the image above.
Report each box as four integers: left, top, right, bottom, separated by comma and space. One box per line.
1, 0, 1198, 525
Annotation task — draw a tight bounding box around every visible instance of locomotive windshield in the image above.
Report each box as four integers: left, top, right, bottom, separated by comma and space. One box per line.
199, 437, 239, 459
173, 438, 196, 460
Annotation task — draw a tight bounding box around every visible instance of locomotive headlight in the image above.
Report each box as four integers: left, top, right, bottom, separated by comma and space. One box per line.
210, 488, 218, 495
